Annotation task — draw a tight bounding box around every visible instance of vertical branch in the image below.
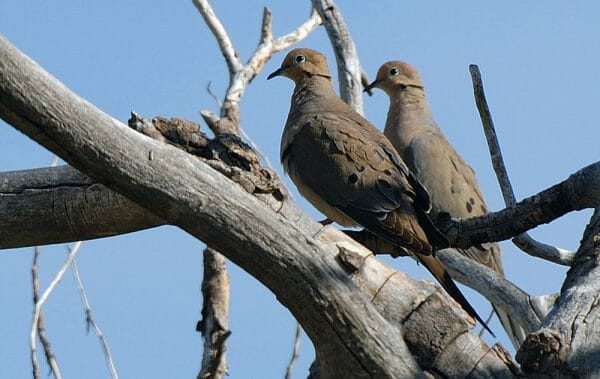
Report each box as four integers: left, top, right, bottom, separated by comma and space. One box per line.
31, 242, 84, 379
469, 64, 574, 266
71, 256, 119, 378
30, 246, 42, 379
30, 155, 64, 379
284, 323, 302, 379
311, 0, 364, 115
197, 247, 231, 379
193, 4, 320, 375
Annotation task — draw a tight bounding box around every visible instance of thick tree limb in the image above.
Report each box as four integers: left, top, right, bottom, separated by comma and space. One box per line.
0, 35, 422, 378
517, 206, 600, 377
312, 0, 364, 115
0, 34, 526, 378
0, 165, 162, 248
469, 64, 576, 266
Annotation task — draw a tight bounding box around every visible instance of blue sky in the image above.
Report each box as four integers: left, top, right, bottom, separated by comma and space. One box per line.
1, 2, 599, 378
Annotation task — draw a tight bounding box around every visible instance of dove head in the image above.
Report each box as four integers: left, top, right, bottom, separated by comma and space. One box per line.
267, 48, 332, 83
365, 61, 424, 95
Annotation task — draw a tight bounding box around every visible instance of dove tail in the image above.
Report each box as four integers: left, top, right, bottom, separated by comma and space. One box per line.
417, 255, 496, 338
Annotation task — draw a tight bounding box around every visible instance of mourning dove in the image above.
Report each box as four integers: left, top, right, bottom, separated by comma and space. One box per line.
366, 61, 525, 348
268, 48, 493, 336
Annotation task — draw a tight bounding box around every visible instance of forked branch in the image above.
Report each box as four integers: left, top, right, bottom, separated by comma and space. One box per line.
469, 64, 577, 266
193, 0, 321, 135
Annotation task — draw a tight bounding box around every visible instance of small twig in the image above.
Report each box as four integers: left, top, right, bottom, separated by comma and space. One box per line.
31, 242, 83, 379
71, 255, 119, 378
284, 323, 302, 379
312, 0, 364, 115
239, 127, 274, 170
206, 82, 222, 108
469, 64, 575, 266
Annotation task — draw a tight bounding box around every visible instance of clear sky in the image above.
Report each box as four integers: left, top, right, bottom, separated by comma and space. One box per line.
1, 1, 599, 378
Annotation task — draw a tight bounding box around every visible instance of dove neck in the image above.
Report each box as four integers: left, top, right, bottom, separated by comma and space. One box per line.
384, 87, 435, 151
291, 75, 337, 110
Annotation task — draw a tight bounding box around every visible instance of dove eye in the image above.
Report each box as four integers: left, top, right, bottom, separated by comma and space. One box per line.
389, 68, 399, 76
295, 54, 306, 63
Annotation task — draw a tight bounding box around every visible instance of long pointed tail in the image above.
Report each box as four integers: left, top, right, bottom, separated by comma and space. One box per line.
416, 254, 495, 338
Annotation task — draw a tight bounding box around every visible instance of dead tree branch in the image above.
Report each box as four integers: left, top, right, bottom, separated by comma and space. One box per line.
70, 256, 118, 378
0, 35, 523, 377
469, 64, 577, 266
193, 0, 321, 135
517, 206, 600, 377
312, 0, 364, 114
197, 247, 230, 379
30, 243, 83, 379
284, 323, 302, 379
31, 246, 62, 379
0, 165, 163, 248
436, 161, 600, 248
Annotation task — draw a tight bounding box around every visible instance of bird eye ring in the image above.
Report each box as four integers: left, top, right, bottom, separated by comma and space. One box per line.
295, 54, 306, 63
389, 68, 399, 76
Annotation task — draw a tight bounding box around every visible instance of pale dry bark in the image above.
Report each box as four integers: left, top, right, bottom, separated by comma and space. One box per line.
0, 35, 524, 377
197, 247, 230, 379
517, 206, 600, 378
0, 165, 162, 248
311, 0, 364, 115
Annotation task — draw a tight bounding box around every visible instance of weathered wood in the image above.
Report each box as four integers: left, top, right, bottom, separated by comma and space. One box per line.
437, 161, 600, 249
0, 165, 162, 247
0, 34, 422, 378
517, 207, 600, 378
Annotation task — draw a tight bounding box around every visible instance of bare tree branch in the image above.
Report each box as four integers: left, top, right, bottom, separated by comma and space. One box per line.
0, 165, 163, 248
192, 0, 242, 76
71, 256, 119, 378
284, 323, 302, 379
469, 64, 576, 266
312, 0, 364, 115
30, 157, 64, 379
436, 248, 540, 333
31, 246, 60, 379
31, 243, 83, 379
517, 206, 600, 377
197, 247, 230, 379
194, 1, 321, 135
436, 161, 600, 248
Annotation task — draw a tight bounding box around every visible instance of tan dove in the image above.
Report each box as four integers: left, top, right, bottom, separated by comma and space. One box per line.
268, 48, 494, 336
365, 61, 525, 348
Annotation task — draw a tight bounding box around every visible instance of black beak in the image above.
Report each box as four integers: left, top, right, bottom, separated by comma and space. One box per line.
267, 67, 285, 80
363, 79, 382, 93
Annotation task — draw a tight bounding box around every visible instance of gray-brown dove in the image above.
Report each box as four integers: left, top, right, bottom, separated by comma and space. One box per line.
365, 61, 525, 348
268, 48, 493, 336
